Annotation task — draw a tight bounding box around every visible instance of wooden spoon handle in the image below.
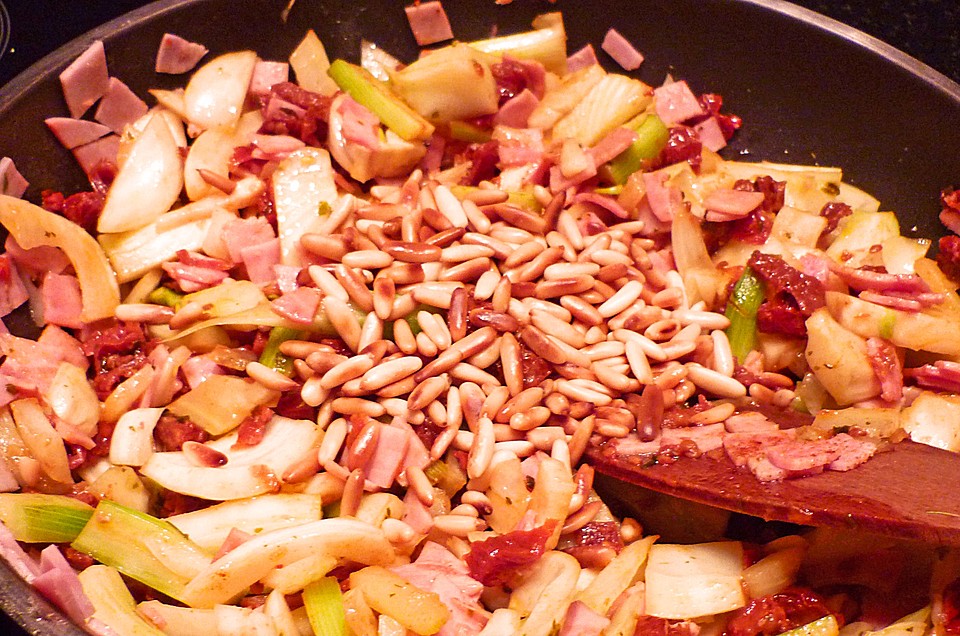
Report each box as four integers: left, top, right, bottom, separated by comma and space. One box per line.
587, 440, 960, 545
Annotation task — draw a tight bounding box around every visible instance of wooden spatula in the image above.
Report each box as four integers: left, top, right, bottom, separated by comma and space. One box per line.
587, 440, 960, 545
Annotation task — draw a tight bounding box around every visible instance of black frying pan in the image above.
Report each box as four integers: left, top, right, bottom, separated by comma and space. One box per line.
0, 0, 958, 633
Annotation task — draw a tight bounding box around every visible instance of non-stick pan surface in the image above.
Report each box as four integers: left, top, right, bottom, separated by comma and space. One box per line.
0, 0, 958, 633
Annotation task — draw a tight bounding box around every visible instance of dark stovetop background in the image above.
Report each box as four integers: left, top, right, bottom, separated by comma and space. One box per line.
0, 0, 957, 634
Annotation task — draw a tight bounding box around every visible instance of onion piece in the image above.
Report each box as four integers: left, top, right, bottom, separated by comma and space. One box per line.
272, 147, 339, 266
167, 493, 323, 552
289, 30, 338, 96
671, 207, 723, 308
0, 195, 119, 322
179, 517, 395, 609
644, 541, 746, 619
139, 416, 320, 501
109, 408, 164, 467
183, 51, 257, 131
44, 363, 100, 437
10, 398, 72, 486
98, 112, 184, 233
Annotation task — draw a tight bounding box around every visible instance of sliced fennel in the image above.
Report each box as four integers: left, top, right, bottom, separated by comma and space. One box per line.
79, 565, 167, 636
167, 493, 324, 551
139, 416, 320, 500
469, 12, 568, 75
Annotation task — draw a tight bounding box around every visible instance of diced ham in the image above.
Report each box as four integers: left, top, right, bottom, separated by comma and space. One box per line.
643, 169, 682, 222
574, 192, 630, 219
181, 356, 223, 390
549, 162, 597, 193
213, 528, 254, 561
337, 96, 381, 150
392, 542, 487, 636
273, 264, 301, 294
38, 325, 88, 371
654, 80, 706, 125
161, 261, 230, 293
5, 236, 71, 276
588, 127, 638, 167
59, 40, 110, 118
826, 435, 877, 471
402, 488, 434, 534
0, 254, 28, 318
826, 259, 932, 295
724, 412, 778, 434
39, 272, 84, 329
155, 33, 209, 74
702, 188, 766, 220
222, 217, 277, 264
94, 78, 149, 133
251, 133, 306, 160
270, 287, 321, 325
0, 522, 41, 583
242, 239, 282, 286
420, 132, 446, 173
693, 116, 727, 152
661, 422, 726, 453
364, 424, 412, 489
866, 336, 903, 402
494, 89, 540, 128
71, 134, 120, 178
559, 601, 611, 636
0, 158, 28, 198
567, 44, 599, 73
493, 126, 545, 167
249, 61, 290, 95
601, 28, 644, 71
405, 1, 455, 46
45, 117, 112, 150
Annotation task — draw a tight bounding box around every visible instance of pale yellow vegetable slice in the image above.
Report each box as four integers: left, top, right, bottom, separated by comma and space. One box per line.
743, 545, 806, 599
528, 64, 605, 131
482, 455, 531, 533
644, 541, 746, 619
273, 147, 339, 266
139, 416, 317, 501
100, 215, 213, 283
88, 466, 151, 513
44, 362, 100, 436
391, 44, 499, 122
525, 456, 576, 549
183, 110, 262, 200
181, 518, 395, 608
136, 600, 219, 636
552, 73, 652, 147
826, 291, 960, 357
0, 194, 119, 322
290, 30, 338, 96
109, 407, 164, 467
514, 552, 580, 636
805, 307, 881, 405
349, 565, 449, 636
469, 12, 568, 75
183, 50, 257, 131
168, 493, 324, 551
574, 535, 657, 615
900, 391, 960, 452
80, 565, 167, 636
10, 398, 72, 485
164, 375, 279, 436
98, 112, 183, 233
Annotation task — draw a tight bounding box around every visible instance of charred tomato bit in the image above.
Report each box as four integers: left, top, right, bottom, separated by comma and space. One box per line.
658, 126, 702, 171
819, 201, 853, 235
233, 404, 274, 448
491, 57, 546, 103
747, 251, 826, 337
558, 519, 624, 568
154, 414, 210, 452
80, 319, 150, 399
156, 490, 208, 518
273, 391, 315, 420
519, 342, 551, 389
724, 589, 838, 636
456, 140, 500, 186
696, 92, 742, 140
257, 81, 332, 147
635, 616, 701, 636
937, 235, 960, 283
40, 161, 116, 233
465, 521, 556, 587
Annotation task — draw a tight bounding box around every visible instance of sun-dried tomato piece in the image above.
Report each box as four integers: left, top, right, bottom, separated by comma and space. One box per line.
465, 522, 555, 586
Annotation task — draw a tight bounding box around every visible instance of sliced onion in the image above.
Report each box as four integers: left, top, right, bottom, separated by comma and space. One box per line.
0, 195, 119, 322
184, 51, 257, 131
